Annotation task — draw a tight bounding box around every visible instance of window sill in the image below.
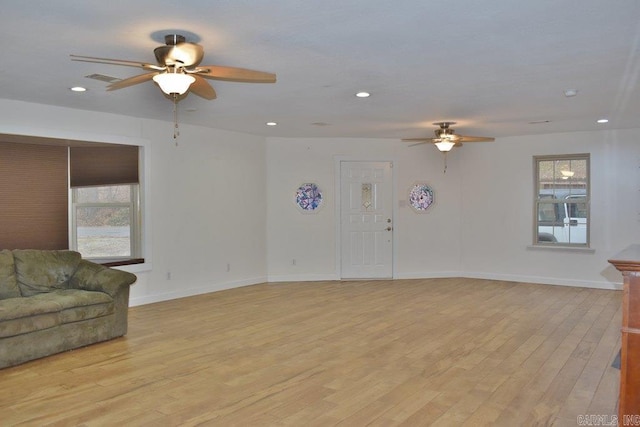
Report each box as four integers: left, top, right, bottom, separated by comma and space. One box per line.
89, 257, 151, 273
527, 245, 595, 254
91, 258, 145, 267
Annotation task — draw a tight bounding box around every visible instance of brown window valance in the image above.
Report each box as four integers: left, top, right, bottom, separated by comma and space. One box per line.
70, 145, 139, 187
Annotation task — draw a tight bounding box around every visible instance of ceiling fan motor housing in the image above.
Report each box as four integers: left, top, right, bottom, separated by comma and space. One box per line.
154, 35, 204, 67
435, 128, 456, 138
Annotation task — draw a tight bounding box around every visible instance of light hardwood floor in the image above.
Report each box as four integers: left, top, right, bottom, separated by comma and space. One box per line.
0, 278, 622, 426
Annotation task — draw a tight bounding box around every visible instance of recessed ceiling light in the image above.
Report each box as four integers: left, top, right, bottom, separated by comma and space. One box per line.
597, 118, 609, 124
564, 89, 578, 97
266, 122, 277, 126
355, 91, 370, 98
70, 86, 87, 92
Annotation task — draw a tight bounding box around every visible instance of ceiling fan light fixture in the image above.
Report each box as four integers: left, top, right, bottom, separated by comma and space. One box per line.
434, 140, 455, 152
153, 72, 195, 95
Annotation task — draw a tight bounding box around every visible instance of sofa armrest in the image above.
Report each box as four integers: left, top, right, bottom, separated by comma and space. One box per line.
69, 260, 137, 298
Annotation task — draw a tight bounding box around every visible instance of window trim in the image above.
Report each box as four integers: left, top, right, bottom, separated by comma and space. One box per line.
533, 153, 590, 248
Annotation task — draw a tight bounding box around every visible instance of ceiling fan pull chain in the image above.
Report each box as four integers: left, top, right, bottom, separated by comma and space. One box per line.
443, 152, 447, 174
173, 94, 180, 144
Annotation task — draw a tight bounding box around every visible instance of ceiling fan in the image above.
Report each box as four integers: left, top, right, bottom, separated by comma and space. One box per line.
70, 34, 276, 100
402, 122, 495, 152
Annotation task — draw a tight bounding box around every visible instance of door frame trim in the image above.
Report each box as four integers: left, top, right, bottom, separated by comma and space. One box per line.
334, 157, 398, 280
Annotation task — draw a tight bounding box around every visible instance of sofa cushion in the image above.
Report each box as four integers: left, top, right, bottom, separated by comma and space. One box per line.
0, 249, 20, 299
0, 297, 61, 338
0, 290, 113, 338
0, 296, 62, 321
45, 289, 114, 323
14, 250, 82, 297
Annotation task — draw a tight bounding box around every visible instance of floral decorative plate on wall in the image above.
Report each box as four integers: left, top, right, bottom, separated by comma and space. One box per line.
295, 183, 323, 213
408, 183, 435, 213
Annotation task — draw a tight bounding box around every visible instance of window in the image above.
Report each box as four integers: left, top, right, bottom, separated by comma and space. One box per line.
69, 144, 143, 263
0, 135, 145, 266
534, 154, 590, 247
71, 184, 141, 260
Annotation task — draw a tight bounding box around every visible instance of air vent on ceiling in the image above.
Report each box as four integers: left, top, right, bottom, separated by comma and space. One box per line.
84, 73, 121, 83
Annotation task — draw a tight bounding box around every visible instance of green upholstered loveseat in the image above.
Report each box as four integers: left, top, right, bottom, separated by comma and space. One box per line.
0, 249, 137, 368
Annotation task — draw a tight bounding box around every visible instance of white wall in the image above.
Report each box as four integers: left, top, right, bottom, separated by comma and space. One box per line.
0, 99, 268, 305
266, 130, 640, 289
265, 137, 463, 281
1, 99, 636, 300
136, 118, 268, 305
459, 129, 640, 289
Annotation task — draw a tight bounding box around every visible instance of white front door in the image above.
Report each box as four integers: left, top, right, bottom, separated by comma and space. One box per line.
340, 161, 393, 279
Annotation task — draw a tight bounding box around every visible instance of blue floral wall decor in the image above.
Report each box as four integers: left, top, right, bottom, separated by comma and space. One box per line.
295, 183, 323, 213
408, 183, 435, 213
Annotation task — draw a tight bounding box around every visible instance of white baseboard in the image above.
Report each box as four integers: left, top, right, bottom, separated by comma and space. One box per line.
395, 271, 461, 280
460, 271, 622, 290
129, 276, 268, 306
129, 271, 622, 307
389, 270, 621, 290
267, 273, 340, 283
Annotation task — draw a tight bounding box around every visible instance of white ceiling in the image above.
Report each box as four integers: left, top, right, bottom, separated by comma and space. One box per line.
3, 0, 640, 140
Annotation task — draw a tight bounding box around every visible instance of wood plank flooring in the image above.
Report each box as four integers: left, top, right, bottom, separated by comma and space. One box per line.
0, 278, 622, 426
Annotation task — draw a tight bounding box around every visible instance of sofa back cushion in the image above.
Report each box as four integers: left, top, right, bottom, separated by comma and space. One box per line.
14, 250, 83, 297
0, 250, 20, 299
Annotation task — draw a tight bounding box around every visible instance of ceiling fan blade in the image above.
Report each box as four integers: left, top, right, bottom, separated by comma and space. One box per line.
107, 72, 157, 91
192, 65, 276, 83
457, 136, 495, 142
189, 75, 217, 100
70, 54, 164, 71
402, 138, 436, 147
